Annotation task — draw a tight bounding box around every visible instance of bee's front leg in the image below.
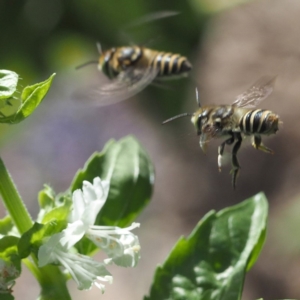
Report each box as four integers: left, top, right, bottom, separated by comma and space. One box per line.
218, 133, 235, 172
231, 133, 242, 189
252, 135, 274, 154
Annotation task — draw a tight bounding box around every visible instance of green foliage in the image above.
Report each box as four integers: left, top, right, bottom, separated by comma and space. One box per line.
145, 193, 268, 300
19, 190, 72, 258
37, 185, 72, 229
0, 72, 55, 124
18, 222, 58, 259
0, 236, 21, 297
0, 216, 15, 236
71, 136, 154, 255
72, 136, 154, 228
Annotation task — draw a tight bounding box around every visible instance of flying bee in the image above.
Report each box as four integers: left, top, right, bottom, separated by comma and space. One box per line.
162, 76, 280, 188
76, 44, 192, 106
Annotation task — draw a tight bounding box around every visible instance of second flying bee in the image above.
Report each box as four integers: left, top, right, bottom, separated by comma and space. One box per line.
99, 45, 192, 80
163, 76, 280, 188
77, 44, 192, 105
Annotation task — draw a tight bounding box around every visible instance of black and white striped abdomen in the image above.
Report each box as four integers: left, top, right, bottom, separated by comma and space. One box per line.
150, 52, 192, 77
239, 109, 280, 135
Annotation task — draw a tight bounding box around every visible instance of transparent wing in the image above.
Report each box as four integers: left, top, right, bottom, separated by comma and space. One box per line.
232, 75, 276, 108
124, 11, 180, 29
73, 67, 158, 107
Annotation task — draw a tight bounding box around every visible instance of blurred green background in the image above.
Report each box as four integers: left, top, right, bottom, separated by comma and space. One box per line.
1, 0, 300, 299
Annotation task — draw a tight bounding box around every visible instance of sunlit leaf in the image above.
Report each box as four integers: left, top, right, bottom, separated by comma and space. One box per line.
145, 193, 268, 300
0, 73, 55, 124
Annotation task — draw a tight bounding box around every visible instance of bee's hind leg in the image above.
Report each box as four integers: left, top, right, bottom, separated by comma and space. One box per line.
230, 133, 242, 189
252, 135, 274, 154
218, 133, 235, 172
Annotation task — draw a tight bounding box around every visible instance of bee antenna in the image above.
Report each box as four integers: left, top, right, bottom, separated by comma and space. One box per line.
162, 113, 194, 125
195, 87, 201, 107
75, 60, 99, 70
96, 42, 102, 55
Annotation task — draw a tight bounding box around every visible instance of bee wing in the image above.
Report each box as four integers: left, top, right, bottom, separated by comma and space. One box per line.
75, 67, 158, 107
232, 75, 276, 108
124, 11, 180, 29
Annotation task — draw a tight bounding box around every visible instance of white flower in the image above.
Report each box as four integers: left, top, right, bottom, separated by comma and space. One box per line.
87, 222, 141, 268
60, 177, 109, 249
38, 233, 112, 291
60, 177, 141, 268
38, 176, 141, 291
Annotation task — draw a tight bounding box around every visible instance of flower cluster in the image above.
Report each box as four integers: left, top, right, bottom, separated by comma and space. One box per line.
38, 177, 141, 292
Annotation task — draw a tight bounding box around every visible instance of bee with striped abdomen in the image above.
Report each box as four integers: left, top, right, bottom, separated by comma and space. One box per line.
76, 44, 192, 106
99, 46, 191, 79
162, 76, 280, 188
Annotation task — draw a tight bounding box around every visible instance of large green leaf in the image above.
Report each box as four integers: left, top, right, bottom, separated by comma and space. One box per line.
145, 193, 268, 300
71, 135, 154, 227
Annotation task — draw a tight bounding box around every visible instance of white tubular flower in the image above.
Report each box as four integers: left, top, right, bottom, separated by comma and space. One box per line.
38, 176, 141, 291
60, 177, 110, 249
38, 233, 112, 291
86, 222, 141, 268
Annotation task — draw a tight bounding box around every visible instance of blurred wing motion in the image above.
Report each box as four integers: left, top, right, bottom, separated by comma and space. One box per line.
83, 67, 158, 106
232, 75, 276, 108
124, 11, 180, 29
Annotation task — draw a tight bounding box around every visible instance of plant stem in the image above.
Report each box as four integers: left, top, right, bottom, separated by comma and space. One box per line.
0, 157, 32, 233
0, 157, 71, 299
23, 258, 71, 300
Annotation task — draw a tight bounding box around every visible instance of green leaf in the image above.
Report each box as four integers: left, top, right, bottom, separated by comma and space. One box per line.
0, 73, 55, 124
37, 185, 72, 230
0, 294, 14, 300
40, 200, 71, 229
0, 70, 18, 100
145, 193, 268, 300
18, 222, 59, 258
0, 236, 21, 295
0, 216, 15, 236
38, 185, 56, 210
71, 136, 154, 227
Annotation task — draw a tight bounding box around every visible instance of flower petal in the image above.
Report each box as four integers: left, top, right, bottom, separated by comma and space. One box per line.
86, 223, 141, 267
38, 233, 112, 291
71, 190, 85, 222
82, 180, 97, 204
60, 220, 87, 249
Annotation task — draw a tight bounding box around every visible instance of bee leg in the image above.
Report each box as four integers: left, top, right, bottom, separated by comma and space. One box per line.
218, 134, 235, 172
252, 135, 274, 154
231, 133, 242, 189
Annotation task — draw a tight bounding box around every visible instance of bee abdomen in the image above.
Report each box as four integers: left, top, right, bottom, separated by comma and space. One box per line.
151, 52, 192, 77
239, 109, 279, 135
